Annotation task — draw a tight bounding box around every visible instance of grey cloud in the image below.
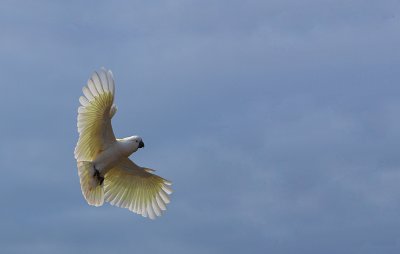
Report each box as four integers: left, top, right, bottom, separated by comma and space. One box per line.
0, 0, 399, 253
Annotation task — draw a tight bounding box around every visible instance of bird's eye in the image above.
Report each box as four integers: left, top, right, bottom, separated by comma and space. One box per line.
135, 140, 138, 143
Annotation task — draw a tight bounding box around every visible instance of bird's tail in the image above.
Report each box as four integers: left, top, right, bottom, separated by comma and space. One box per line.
77, 161, 104, 206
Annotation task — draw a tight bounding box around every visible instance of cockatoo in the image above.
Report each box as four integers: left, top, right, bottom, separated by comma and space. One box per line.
74, 68, 172, 219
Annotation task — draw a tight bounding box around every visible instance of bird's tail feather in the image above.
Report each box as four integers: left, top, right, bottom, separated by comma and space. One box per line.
77, 161, 104, 206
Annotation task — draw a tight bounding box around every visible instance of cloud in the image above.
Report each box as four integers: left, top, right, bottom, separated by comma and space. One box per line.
0, 0, 400, 253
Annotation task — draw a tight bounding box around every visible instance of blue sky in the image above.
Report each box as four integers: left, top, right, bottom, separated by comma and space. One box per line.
0, 0, 400, 253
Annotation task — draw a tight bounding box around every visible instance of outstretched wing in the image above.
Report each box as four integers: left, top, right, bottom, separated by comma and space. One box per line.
104, 158, 172, 219
75, 68, 117, 161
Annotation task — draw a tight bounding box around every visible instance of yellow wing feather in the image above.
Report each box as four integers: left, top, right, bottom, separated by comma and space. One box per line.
104, 158, 172, 219
75, 69, 116, 161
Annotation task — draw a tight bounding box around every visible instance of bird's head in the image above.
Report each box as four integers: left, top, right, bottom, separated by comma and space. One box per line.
125, 136, 145, 151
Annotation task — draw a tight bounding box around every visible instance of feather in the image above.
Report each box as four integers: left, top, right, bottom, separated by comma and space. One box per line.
103, 158, 172, 219
75, 71, 116, 161
77, 161, 104, 206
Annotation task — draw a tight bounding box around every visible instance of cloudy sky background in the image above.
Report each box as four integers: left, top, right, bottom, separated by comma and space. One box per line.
0, 0, 400, 253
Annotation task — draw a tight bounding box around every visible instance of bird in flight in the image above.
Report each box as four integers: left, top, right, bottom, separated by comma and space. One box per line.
74, 68, 172, 219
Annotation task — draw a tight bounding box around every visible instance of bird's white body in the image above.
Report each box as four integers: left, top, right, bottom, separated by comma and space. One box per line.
93, 137, 141, 176
74, 68, 172, 219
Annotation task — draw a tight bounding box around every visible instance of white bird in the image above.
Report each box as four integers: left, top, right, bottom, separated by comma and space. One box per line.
74, 68, 172, 219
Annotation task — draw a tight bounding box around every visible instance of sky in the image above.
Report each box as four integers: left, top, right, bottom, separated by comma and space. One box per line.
0, 0, 400, 253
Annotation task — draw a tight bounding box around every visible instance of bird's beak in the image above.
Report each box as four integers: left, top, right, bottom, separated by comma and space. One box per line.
139, 141, 145, 148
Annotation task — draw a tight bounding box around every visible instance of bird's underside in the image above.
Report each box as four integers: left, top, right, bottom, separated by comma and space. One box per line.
74, 68, 172, 219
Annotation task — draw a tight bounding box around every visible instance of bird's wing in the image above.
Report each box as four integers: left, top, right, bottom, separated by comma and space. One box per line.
104, 158, 172, 219
75, 68, 117, 161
